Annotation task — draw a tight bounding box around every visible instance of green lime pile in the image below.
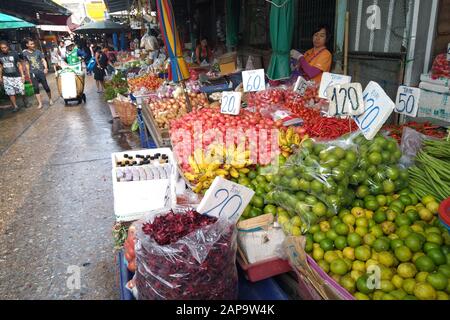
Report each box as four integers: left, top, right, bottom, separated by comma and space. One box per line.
351, 135, 408, 196
270, 138, 359, 227
305, 193, 450, 300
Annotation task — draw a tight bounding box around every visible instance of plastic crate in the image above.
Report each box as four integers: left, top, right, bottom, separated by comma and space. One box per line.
117, 250, 289, 300
439, 197, 450, 232
137, 111, 157, 149
237, 256, 292, 283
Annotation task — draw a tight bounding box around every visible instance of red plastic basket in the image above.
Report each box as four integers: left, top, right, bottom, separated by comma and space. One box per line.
237, 256, 292, 283
438, 197, 450, 231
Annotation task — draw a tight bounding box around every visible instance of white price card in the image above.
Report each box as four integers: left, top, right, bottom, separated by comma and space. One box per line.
221, 91, 242, 115
395, 86, 421, 117
354, 81, 395, 141
294, 76, 308, 96
447, 43, 450, 61
319, 72, 352, 99
242, 69, 266, 92
197, 177, 255, 224
327, 83, 365, 117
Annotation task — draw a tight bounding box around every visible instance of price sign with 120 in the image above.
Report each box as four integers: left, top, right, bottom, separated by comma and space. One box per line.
242, 69, 266, 92
395, 86, 421, 117
354, 81, 395, 141
319, 72, 352, 99
221, 91, 242, 115
327, 83, 365, 117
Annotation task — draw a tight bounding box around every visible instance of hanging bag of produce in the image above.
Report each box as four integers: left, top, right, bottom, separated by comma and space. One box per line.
134, 206, 238, 300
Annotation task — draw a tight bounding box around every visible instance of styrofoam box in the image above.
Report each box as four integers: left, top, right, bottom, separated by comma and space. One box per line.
238, 227, 286, 264
111, 148, 178, 222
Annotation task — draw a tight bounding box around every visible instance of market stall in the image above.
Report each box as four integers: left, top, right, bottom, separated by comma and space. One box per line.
105, 1, 450, 302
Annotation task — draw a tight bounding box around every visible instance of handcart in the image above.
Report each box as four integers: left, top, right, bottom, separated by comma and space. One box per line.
56, 67, 87, 105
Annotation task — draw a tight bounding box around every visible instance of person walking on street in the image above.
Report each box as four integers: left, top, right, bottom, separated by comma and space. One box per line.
94, 47, 109, 93
0, 41, 27, 112
22, 38, 53, 109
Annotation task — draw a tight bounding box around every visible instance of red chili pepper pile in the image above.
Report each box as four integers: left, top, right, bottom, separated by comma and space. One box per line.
384, 121, 447, 143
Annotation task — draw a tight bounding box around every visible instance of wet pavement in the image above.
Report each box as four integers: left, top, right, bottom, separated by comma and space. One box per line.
0, 75, 140, 299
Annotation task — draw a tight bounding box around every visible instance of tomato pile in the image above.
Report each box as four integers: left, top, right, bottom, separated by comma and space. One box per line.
128, 74, 164, 93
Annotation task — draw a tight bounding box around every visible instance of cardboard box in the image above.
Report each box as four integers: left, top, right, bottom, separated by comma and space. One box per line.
219, 52, 237, 75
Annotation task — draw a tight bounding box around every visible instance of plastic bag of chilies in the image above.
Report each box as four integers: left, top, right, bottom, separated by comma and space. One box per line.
431, 53, 450, 79
134, 207, 238, 300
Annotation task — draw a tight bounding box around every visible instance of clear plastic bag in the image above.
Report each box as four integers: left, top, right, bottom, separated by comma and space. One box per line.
134, 207, 238, 300
270, 136, 359, 229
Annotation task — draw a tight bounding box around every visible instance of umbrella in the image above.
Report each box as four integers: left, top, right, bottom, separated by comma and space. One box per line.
226, 0, 240, 50
156, 0, 189, 82
267, 0, 294, 81
74, 20, 126, 34
0, 13, 35, 30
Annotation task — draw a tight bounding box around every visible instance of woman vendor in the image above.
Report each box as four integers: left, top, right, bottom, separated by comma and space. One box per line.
293, 25, 332, 85
195, 37, 213, 64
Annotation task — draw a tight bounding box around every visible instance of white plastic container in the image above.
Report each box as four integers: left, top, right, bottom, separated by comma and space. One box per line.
111, 148, 177, 222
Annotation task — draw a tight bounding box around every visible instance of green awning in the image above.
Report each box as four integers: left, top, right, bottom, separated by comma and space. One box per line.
226, 0, 240, 49
267, 0, 294, 81
0, 13, 35, 30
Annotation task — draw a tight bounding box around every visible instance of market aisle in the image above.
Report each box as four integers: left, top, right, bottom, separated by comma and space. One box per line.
0, 75, 139, 299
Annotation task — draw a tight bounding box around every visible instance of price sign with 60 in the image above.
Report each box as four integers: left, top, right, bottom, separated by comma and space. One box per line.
220, 92, 242, 115
327, 83, 365, 117
319, 72, 352, 99
395, 86, 421, 117
242, 69, 266, 92
354, 81, 395, 140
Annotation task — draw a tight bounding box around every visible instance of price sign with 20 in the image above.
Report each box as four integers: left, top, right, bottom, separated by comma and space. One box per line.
242, 69, 266, 92
354, 81, 395, 141
221, 92, 242, 115
327, 83, 365, 117
395, 86, 421, 117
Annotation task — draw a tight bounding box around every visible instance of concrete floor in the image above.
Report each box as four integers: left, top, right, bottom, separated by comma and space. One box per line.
0, 75, 140, 299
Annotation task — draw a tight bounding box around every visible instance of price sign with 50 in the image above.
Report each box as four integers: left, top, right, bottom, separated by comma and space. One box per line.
395, 86, 421, 117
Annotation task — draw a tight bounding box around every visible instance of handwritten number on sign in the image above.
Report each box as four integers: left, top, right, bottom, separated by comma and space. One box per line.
246, 75, 262, 92
357, 95, 380, 131
203, 188, 243, 221
348, 87, 360, 112
397, 93, 415, 114
222, 95, 236, 113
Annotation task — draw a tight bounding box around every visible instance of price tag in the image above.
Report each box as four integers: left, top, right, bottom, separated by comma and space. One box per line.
220, 92, 242, 115
327, 83, 365, 117
294, 76, 308, 96
395, 86, 421, 117
319, 72, 352, 99
242, 69, 266, 92
447, 43, 450, 61
354, 81, 395, 140
197, 177, 255, 224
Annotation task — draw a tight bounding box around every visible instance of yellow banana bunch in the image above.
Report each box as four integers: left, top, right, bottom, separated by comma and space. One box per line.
286, 127, 295, 145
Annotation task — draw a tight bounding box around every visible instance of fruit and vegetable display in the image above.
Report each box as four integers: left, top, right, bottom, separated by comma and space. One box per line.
304, 193, 450, 300
104, 72, 129, 101
431, 53, 450, 79
146, 93, 210, 130
409, 139, 450, 202
271, 134, 408, 230
128, 74, 164, 93
384, 121, 447, 143
134, 208, 238, 300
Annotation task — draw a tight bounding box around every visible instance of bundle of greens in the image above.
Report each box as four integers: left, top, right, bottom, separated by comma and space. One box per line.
409, 139, 450, 201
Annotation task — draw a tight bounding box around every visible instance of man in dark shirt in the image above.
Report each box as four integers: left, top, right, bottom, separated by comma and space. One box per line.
0, 40, 26, 112
22, 38, 53, 109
